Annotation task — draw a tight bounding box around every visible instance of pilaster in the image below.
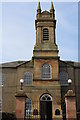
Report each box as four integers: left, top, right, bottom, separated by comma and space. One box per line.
15, 90, 26, 120
65, 90, 77, 120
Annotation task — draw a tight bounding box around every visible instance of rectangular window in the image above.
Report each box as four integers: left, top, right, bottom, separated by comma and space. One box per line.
24, 72, 32, 85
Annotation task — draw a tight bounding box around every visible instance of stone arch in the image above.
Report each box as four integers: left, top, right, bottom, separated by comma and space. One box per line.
40, 94, 52, 101
55, 109, 60, 115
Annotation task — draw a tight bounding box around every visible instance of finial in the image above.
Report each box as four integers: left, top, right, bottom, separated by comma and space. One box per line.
37, 1, 41, 14
50, 1, 55, 18
51, 2, 54, 10
37, 2, 41, 10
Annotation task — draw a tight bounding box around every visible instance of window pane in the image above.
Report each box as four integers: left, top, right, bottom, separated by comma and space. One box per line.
42, 64, 51, 79
24, 72, 32, 85
25, 98, 32, 116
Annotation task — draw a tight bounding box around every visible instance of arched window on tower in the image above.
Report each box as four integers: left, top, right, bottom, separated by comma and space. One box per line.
42, 64, 51, 79
24, 72, 33, 85
43, 28, 49, 41
59, 71, 68, 86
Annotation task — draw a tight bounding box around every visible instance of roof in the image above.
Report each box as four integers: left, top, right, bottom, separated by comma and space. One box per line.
59, 60, 80, 68
0, 60, 80, 68
0, 60, 33, 68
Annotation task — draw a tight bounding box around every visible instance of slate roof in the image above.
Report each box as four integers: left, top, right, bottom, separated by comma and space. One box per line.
0, 60, 80, 68
0, 60, 32, 68
60, 60, 80, 68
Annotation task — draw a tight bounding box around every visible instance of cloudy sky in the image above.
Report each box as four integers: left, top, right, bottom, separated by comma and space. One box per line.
1, 2, 78, 63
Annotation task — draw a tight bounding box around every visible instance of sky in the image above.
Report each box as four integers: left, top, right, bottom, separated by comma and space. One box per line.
1, 2, 78, 63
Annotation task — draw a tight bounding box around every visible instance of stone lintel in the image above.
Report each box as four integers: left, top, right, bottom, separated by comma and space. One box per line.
33, 78, 59, 81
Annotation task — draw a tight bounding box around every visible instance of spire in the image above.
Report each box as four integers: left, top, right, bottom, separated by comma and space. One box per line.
50, 2, 54, 10
37, 2, 41, 14
37, 2, 41, 10
50, 2, 55, 19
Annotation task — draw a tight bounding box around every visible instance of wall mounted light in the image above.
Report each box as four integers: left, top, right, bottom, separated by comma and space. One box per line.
20, 79, 24, 90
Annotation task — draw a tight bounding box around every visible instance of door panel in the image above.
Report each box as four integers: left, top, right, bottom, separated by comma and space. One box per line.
40, 101, 52, 120
40, 101, 46, 120
47, 101, 52, 120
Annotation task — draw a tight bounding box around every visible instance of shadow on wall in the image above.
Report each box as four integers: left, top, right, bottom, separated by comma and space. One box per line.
1, 112, 16, 120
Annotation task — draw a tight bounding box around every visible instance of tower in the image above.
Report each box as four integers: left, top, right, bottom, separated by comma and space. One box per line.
33, 2, 62, 119
34, 2, 57, 53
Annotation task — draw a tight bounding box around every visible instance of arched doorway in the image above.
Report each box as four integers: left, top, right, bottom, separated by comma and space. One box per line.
40, 94, 52, 120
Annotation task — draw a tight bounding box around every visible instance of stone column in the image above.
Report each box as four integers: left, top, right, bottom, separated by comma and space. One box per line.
15, 90, 26, 120
65, 90, 77, 120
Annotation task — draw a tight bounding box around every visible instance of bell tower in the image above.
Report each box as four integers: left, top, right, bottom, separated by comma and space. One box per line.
33, 2, 62, 119
33, 2, 60, 83
34, 2, 58, 56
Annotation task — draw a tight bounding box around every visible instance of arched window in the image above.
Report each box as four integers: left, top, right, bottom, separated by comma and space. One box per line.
24, 72, 32, 85
55, 109, 60, 115
33, 109, 38, 115
25, 98, 32, 116
43, 28, 49, 41
40, 94, 52, 101
42, 64, 51, 79
59, 71, 68, 86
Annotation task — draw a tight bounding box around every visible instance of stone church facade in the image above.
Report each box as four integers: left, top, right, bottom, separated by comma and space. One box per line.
0, 2, 80, 120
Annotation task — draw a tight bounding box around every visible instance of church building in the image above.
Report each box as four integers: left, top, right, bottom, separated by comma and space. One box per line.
0, 2, 80, 120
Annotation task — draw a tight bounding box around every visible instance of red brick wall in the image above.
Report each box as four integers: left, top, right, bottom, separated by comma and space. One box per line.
16, 97, 25, 120
65, 96, 77, 120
